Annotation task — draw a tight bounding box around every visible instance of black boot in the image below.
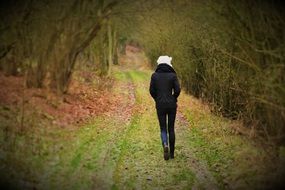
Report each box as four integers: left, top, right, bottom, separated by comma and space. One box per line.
170, 152, 174, 159
163, 144, 169, 160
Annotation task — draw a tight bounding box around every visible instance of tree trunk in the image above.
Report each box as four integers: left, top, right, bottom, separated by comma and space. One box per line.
107, 20, 113, 76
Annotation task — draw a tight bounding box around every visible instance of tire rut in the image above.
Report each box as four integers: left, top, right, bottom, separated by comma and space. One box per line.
92, 71, 137, 189
176, 111, 219, 190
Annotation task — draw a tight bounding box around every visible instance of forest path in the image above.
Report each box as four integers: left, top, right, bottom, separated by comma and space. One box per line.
3, 51, 271, 190
36, 58, 220, 189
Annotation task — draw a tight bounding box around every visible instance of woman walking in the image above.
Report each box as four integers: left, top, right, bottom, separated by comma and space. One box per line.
149, 55, 181, 160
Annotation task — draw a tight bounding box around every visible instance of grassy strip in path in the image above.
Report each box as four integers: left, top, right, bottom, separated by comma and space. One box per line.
42, 117, 126, 190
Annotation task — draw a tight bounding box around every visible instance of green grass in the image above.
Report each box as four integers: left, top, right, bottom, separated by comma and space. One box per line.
0, 67, 278, 190
181, 99, 276, 189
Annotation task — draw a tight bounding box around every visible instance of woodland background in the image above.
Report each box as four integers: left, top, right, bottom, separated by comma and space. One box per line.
1, 0, 284, 142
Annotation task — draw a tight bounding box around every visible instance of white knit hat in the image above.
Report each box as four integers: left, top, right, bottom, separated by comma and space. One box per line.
157, 55, 172, 67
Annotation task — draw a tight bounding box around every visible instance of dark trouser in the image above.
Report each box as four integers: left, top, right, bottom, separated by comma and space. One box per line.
156, 107, 177, 155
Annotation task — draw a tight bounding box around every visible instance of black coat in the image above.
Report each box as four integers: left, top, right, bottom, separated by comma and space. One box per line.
149, 64, 181, 109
